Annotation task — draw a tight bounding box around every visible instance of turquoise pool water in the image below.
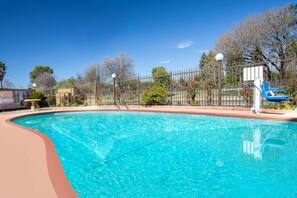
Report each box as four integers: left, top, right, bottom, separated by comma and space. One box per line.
14, 111, 297, 197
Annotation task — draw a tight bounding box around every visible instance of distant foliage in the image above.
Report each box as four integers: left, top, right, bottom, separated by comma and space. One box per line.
30, 66, 53, 83
103, 53, 135, 101
85, 63, 105, 84
34, 72, 56, 90
240, 85, 253, 107
283, 80, 297, 108
152, 66, 170, 87
186, 80, 199, 104
76, 91, 87, 105
216, 4, 297, 80
141, 85, 169, 106
57, 77, 76, 88
205, 81, 214, 105
197, 50, 220, 85
103, 53, 135, 84
0, 61, 7, 88
2, 78, 15, 88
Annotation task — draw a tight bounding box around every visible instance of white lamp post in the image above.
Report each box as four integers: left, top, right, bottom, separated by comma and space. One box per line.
215, 53, 224, 62
112, 74, 116, 103
215, 53, 224, 105
32, 83, 37, 91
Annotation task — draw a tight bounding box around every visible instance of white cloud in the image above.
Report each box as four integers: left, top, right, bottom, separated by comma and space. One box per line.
177, 40, 193, 49
159, 60, 170, 64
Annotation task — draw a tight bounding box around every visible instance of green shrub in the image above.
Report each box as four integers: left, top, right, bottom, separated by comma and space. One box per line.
190, 101, 200, 106
283, 80, 297, 109
27, 92, 45, 99
70, 103, 79, 107
281, 102, 292, 110
262, 103, 280, 109
186, 80, 198, 104
27, 92, 49, 107
141, 85, 169, 106
240, 85, 253, 107
46, 95, 56, 106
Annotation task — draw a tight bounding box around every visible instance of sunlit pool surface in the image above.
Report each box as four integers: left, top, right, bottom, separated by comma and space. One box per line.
13, 111, 297, 197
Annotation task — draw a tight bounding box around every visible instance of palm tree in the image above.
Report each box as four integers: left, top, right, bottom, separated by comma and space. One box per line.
0, 61, 7, 89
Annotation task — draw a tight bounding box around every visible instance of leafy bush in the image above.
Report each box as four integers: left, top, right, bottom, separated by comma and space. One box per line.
46, 95, 56, 106
152, 67, 170, 87
27, 92, 48, 107
262, 103, 280, 109
263, 102, 291, 110
75, 92, 87, 105
27, 92, 45, 99
283, 80, 297, 109
186, 80, 198, 104
141, 85, 169, 106
240, 85, 253, 107
190, 101, 200, 106
281, 102, 292, 110
204, 81, 214, 105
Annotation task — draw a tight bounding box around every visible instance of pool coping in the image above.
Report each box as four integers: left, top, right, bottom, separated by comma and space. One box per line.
1, 106, 296, 197
6, 119, 79, 198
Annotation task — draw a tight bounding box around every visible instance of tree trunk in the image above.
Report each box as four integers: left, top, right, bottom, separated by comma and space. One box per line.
280, 62, 286, 80
267, 67, 272, 81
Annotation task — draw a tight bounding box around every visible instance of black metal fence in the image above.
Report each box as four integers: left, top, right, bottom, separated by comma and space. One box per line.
38, 55, 297, 108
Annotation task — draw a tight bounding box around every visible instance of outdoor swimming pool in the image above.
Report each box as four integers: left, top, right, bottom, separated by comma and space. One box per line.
13, 111, 297, 197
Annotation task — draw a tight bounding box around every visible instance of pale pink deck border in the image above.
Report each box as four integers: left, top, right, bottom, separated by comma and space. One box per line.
6, 120, 79, 198
1, 106, 296, 197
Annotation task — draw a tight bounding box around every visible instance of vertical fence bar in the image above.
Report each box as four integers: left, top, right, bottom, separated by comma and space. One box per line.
46, 56, 296, 108
89, 84, 91, 106
201, 76, 205, 106
170, 71, 173, 105
293, 53, 297, 77
182, 70, 184, 105
218, 61, 222, 106
137, 76, 140, 105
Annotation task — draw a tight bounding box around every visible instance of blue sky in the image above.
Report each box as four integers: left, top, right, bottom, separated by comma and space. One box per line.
0, 0, 295, 87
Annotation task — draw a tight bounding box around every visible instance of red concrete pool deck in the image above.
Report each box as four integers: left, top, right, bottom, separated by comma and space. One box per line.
0, 106, 296, 197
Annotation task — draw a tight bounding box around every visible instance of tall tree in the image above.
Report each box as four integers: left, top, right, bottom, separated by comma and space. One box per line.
152, 66, 170, 87
84, 63, 106, 84
30, 66, 53, 83
34, 72, 56, 90
224, 49, 245, 85
2, 78, 15, 88
199, 52, 208, 69
74, 73, 85, 87
250, 45, 263, 64
216, 4, 297, 80
200, 50, 219, 83
103, 53, 135, 90
57, 77, 76, 88
0, 61, 7, 88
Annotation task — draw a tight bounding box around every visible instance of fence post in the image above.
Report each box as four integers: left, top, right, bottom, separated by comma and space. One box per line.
89, 84, 91, 106
50, 87, 53, 106
218, 61, 222, 106
137, 76, 140, 105
170, 71, 173, 105
293, 53, 297, 77
215, 53, 224, 106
